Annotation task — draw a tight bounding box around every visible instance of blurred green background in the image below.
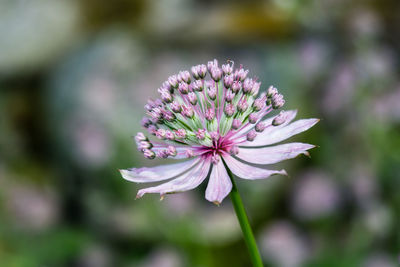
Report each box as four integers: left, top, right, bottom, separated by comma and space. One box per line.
1, 0, 400, 266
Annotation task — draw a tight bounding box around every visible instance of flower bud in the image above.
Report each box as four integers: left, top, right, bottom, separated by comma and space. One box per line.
175, 129, 187, 139
211, 67, 222, 82
178, 70, 191, 83
181, 105, 194, 118
237, 98, 249, 112
155, 129, 166, 139
231, 81, 241, 93
232, 119, 242, 130
143, 149, 155, 159
207, 59, 218, 72
162, 81, 173, 93
225, 89, 235, 102
135, 132, 147, 142
141, 117, 151, 128
222, 62, 234, 75
157, 149, 169, 158
196, 129, 206, 140
148, 125, 157, 135
224, 103, 235, 117
223, 74, 234, 88
248, 113, 258, 124
267, 86, 278, 98
139, 140, 152, 150
178, 82, 189, 94
168, 75, 179, 88
255, 122, 267, 132
272, 94, 285, 109
205, 108, 215, 121
165, 130, 175, 140
246, 130, 257, 141
163, 110, 176, 122
243, 78, 254, 94
188, 92, 198, 105
234, 67, 248, 81
272, 111, 287, 126
253, 96, 266, 111
159, 88, 173, 103
191, 80, 203, 91
207, 83, 217, 100
167, 145, 177, 156
170, 101, 182, 113
251, 82, 261, 95
184, 149, 194, 158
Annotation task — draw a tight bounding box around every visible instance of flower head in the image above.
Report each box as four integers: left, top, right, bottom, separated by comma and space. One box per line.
120, 59, 319, 204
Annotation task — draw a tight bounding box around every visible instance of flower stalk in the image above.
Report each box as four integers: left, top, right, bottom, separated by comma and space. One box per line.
224, 159, 264, 267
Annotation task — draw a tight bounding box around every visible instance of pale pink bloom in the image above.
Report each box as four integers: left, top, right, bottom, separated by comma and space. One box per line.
120, 59, 319, 204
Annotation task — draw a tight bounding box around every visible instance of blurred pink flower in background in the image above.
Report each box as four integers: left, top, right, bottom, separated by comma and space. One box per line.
260, 221, 310, 267
291, 169, 341, 220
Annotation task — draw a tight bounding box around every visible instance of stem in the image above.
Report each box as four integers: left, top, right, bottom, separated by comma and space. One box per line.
223, 159, 264, 267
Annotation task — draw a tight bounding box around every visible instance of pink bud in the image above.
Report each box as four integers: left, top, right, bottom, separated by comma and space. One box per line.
181, 105, 194, 118
224, 103, 235, 117
248, 113, 258, 124
168, 75, 179, 88
178, 82, 189, 94
188, 92, 198, 105
205, 108, 215, 121
178, 70, 191, 83
225, 89, 235, 102
231, 81, 241, 93
185, 149, 194, 158
167, 145, 177, 156
232, 119, 242, 130
246, 130, 257, 141
211, 67, 222, 82
272, 111, 287, 126
255, 122, 267, 132
224, 74, 234, 88
192, 80, 203, 91
237, 98, 249, 112
267, 86, 278, 98
156, 129, 166, 139
174, 129, 187, 139
135, 132, 147, 142
196, 129, 206, 140
170, 101, 182, 113
143, 149, 155, 159
222, 61, 234, 75
207, 83, 217, 100
165, 130, 175, 140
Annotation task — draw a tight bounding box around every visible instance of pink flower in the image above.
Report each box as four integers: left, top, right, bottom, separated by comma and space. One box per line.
120, 59, 319, 204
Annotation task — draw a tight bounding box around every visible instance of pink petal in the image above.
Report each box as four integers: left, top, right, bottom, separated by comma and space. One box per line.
205, 160, 232, 204
119, 158, 200, 183
240, 118, 319, 147
233, 110, 298, 139
136, 159, 211, 198
223, 155, 287, 180
237, 142, 315, 165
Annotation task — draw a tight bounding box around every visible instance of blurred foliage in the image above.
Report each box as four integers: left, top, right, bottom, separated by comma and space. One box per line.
1, 0, 400, 266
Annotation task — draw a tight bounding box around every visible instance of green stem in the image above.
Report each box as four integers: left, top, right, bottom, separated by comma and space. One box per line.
223, 159, 264, 267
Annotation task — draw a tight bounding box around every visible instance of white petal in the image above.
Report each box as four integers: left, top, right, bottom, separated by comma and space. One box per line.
120, 158, 200, 183
240, 118, 319, 147
205, 160, 232, 204
223, 155, 287, 180
136, 159, 211, 198
237, 142, 315, 165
